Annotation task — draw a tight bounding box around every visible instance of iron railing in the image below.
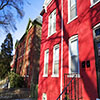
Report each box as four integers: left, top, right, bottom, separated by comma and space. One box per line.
56, 74, 82, 100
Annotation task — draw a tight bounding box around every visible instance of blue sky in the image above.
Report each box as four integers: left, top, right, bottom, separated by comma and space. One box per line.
0, 0, 44, 54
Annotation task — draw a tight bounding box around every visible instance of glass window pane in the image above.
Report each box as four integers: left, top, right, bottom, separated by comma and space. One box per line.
71, 39, 78, 55
44, 50, 49, 75
70, 0, 75, 7
95, 28, 100, 36
54, 63, 59, 74
70, 0, 77, 20
53, 11, 56, 32
53, 45, 59, 75
71, 56, 78, 73
93, 0, 98, 3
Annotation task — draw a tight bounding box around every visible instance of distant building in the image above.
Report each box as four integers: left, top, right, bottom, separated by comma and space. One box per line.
11, 17, 42, 88
38, 0, 100, 100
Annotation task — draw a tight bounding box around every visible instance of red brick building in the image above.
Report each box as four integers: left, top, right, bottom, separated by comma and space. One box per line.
38, 0, 100, 100
11, 17, 42, 88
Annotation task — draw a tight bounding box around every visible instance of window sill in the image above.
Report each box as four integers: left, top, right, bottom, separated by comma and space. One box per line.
90, 0, 100, 8
43, 75, 48, 77
47, 31, 56, 38
67, 74, 80, 78
67, 16, 78, 24
51, 74, 59, 78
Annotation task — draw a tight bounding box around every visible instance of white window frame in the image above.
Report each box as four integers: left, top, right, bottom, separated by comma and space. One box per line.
52, 44, 59, 77
68, 0, 77, 23
93, 23, 100, 38
48, 9, 56, 37
43, 49, 49, 77
68, 35, 80, 77
90, 0, 100, 7
42, 93, 47, 100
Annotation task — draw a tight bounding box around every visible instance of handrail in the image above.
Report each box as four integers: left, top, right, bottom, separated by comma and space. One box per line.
56, 74, 76, 100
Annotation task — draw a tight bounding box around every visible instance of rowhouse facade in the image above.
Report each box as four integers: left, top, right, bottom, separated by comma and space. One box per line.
11, 17, 42, 88
38, 0, 100, 100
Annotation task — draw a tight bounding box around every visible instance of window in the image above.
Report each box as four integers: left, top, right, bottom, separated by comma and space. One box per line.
28, 36, 31, 52
43, 50, 49, 77
93, 23, 100, 38
68, 0, 77, 22
44, 0, 52, 6
27, 62, 30, 77
42, 93, 47, 100
48, 9, 56, 36
52, 44, 59, 77
91, 0, 99, 5
69, 35, 79, 75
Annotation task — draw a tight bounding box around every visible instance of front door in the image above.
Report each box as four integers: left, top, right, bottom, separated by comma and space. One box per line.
94, 27, 100, 98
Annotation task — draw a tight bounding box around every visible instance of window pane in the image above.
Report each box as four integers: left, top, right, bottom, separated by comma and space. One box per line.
71, 56, 78, 73
93, 0, 98, 3
49, 15, 52, 36
54, 63, 59, 74
70, 5, 76, 19
69, 35, 79, 74
55, 47, 59, 60
95, 28, 100, 36
53, 10, 56, 32
71, 39, 78, 55
53, 45, 59, 75
48, 9, 56, 36
44, 50, 49, 75
45, 63, 48, 75
70, 0, 75, 7
70, 0, 77, 20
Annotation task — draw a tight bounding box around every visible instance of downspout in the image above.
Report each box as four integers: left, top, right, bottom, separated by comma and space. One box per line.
60, 0, 63, 99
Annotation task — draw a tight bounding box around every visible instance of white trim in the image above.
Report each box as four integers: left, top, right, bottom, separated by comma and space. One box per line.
69, 35, 80, 76
93, 23, 100, 29
52, 44, 59, 77
60, 0, 63, 99
43, 75, 48, 77
43, 0, 52, 12
67, 74, 80, 78
93, 23, 100, 38
90, 0, 100, 8
43, 49, 49, 77
67, 16, 78, 24
51, 75, 59, 77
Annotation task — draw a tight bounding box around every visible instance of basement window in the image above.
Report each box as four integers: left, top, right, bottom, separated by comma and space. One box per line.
42, 93, 47, 100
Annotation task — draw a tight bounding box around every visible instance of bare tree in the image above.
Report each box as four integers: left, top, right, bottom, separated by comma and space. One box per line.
0, 0, 25, 32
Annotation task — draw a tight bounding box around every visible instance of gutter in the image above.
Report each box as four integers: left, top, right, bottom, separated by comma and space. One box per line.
60, 0, 63, 99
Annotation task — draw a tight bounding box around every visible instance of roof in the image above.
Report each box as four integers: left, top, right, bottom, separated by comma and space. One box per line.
16, 16, 42, 46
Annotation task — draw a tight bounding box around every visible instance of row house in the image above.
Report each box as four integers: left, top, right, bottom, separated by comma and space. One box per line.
38, 0, 100, 100
11, 17, 42, 88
